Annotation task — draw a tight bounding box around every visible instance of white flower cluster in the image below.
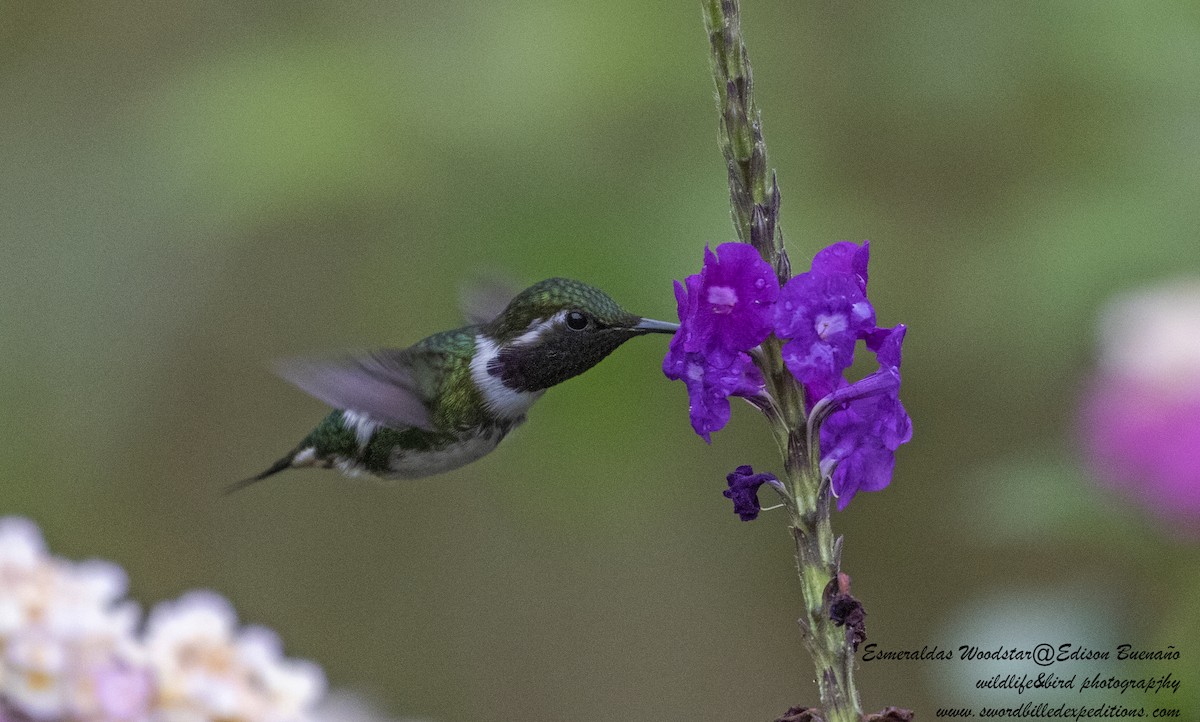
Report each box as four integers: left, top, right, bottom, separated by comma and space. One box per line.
0, 517, 403, 722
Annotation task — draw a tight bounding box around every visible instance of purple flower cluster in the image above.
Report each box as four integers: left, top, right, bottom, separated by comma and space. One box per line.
665, 241, 911, 510
662, 244, 778, 442
775, 242, 875, 403
818, 324, 911, 509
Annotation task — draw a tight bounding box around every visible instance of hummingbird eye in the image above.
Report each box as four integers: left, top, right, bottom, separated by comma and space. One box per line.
565, 310, 590, 331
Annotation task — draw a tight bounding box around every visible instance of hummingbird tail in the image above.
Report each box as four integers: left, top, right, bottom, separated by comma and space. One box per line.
225, 449, 303, 495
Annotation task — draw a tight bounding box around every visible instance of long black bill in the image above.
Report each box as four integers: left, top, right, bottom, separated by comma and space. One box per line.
633, 318, 680, 334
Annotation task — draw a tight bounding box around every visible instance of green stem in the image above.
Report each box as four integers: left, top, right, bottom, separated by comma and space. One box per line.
703, 0, 789, 280
703, 1, 862, 719
785, 459, 861, 722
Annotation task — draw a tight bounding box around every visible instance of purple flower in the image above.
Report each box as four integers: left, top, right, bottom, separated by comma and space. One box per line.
665, 239, 911, 511
818, 325, 911, 510
724, 465, 785, 521
664, 339, 764, 443
680, 243, 779, 360
664, 243, 775, 440
775, 242, 876, 404
764, 241, 910, 510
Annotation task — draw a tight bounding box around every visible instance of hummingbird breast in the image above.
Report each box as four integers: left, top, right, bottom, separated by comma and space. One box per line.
375, 423, 508, 479
304, 410, 518, 480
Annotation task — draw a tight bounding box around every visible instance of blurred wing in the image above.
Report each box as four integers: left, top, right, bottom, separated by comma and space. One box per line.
275, 351, 435, 430
459, 276, 520, 325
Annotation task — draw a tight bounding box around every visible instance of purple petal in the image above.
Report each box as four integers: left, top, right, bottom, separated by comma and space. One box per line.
693, 243, 778, 353
866, 324, 907, 369
665, 347, 764, 442
811, 241, 870, 290
724, 466, 784, 521
672, 279, 688, 318
809, 367, 902, 433
780, 334, 848, 403
830, 442, 895, 510
676, 274, 706, 353
820, 387, 911, 509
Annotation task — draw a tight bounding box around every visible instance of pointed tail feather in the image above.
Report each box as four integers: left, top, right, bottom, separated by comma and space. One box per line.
225, 451, 298, 495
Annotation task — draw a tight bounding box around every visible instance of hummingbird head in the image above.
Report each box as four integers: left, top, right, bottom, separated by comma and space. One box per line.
480, 278, 678, 392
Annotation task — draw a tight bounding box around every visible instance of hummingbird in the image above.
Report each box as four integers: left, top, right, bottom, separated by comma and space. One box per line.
230, 278, 679, 492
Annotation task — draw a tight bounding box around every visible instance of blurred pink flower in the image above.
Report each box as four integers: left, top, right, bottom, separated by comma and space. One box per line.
91, 662, 153, 720
1081, 279, 1200, 533
0, 517, 405, 722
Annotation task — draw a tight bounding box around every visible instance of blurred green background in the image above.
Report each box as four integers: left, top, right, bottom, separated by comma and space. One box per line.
3, 1, 1198, 719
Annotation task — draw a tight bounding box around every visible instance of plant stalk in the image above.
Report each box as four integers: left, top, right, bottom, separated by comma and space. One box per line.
703, 1, 862, 719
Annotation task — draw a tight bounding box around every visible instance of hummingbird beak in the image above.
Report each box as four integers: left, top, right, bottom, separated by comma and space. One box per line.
632, 317, 680, 334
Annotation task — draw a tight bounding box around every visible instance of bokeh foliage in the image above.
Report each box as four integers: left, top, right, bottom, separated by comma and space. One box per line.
2, 1, 1197, 719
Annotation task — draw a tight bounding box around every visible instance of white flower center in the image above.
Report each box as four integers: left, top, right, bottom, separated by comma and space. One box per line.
687, 362, 705, 381
814, 312, 847, 340
707, 285, 738, 313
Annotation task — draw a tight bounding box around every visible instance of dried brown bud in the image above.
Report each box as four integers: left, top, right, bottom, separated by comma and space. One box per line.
825, 572, 867, 650
774, 705, 824, 722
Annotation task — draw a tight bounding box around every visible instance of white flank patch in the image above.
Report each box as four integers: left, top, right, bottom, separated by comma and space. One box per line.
384, 431, 504, 479
334, 457, 369, 478
341, 410, 380, 447
470, 334, 544, 420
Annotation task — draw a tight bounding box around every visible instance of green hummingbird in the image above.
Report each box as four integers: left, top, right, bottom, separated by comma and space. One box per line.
230, 278, 678, 492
